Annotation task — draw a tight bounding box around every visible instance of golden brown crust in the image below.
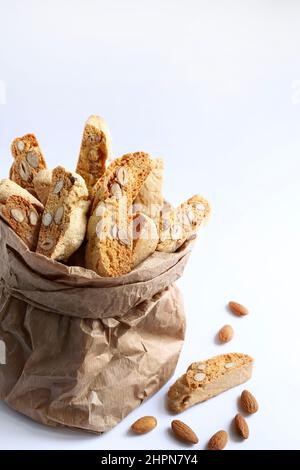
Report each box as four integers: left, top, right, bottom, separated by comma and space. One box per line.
76, 115, 111, 194
168, 353, 254, 413
10, 134, 47, 195
157, 194, 211, 253
0, 195, 43, 250
36, 166, 90, 261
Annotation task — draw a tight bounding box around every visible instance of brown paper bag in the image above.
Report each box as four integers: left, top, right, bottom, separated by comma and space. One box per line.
0, 218, 193, 433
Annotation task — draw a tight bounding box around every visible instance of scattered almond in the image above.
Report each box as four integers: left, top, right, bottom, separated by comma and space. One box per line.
218, 324, 234, 343
131, 416, 157, 434
240, 390, 259, 414
207, 430, 228, 450
228, 301, 249, 316
234, 413, 249, 439
171, 419, 199, 444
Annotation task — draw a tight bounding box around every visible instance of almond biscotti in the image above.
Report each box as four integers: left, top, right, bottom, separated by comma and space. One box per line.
133, 158, 164, 228
168, 353, 254, 413
91, 151, 152, 212
157, 194, 210, 253
86, 152, 152, 277
132, 212, 159, 268
0, 195, 43, 250
0, 178, 44, 210
76, 115, 111, 194
36, 166, 90, 261
33, 169, 52, 205
9, 134, 47, 195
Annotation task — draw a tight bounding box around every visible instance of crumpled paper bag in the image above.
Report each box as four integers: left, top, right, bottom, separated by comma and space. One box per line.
0, 218, 193, 433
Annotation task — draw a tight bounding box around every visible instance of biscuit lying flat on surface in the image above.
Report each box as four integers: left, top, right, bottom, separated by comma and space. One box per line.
157, 194, 210, 253
0, 178, 44, 210
36, 166, 90, 261
76, 115, 111, 194
9, 134, 47, 195
134, 158, 164, 228
132, 213, 159, 268
91, 151, 152, 212
168, 353, 254, 413
86, 195, 132, 277
1, 195, 43, 250
33, 169, 52, 205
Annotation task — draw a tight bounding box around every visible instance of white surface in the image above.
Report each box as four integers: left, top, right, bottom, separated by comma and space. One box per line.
0, 0, 300, 450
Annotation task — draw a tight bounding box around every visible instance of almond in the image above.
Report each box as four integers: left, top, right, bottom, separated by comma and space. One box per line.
234, 413, 249, 439
171, 420, 199, 444
131, 416, 157, 434
240, 390, 259, 414
218, 324, 234, 343
207, 430, 228, 450
228, 301, 249, 316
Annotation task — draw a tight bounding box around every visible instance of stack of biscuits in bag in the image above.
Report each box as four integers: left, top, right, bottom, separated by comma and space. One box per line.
0, 116, 210, 277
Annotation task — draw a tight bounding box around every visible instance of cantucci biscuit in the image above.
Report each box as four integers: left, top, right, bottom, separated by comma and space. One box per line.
76, 115, 111, 194
0, 178, 43, 210
91, 151, 152, 212
86, 153, 152, 277
9, 134, 47, 195
36, 166, 90, 261
86, 195, 132, 277
1, 195, 43, 250
133, 158, 164, 228
168, 353, 254, 413
132, 212, 159, 268
157, 194, 210, 253
33, 169, 52, 205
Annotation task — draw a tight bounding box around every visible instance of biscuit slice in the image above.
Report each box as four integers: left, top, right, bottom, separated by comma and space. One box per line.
86, 153, 152, 276
157, 194, 210, 253
76, 115, 111, 194
86, 194, 132, 277
36, 166, 90, 261
168, 353, 254, 413
91, 151, 152, 212
10, 134, 47, 195
1, 195, 43, 250
0, 179, 44, 210
33, 169, 52, 205
132, 212, 158, 268
133, 158, 164, 228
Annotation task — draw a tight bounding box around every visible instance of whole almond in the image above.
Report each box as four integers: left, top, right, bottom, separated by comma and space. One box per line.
234, 413, 249, 439
171, 420, 199, 444
228, 301, 249, 316
207, 430, 228, 450
131, 416, 157, 434
218, 324, 234, 343
240, 390, 259, 414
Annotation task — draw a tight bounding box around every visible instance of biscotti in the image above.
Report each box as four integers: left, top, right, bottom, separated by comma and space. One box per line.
0, 195, 43, 250
36, 166, 90, 261
134, 158, 164, 228
33, 169, 52, 205
0, 178, 44, 210
157, 194, 211, 253
9, 134, 47, 195
86, 195, 132, 277
168, 353, 253, 413
76, 115, 111, 194
91, 151, 152, 212
86, 152, 152, 277
132, 213, 159, 268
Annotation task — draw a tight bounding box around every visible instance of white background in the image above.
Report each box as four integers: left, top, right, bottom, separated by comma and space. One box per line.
0, 0, 300, 450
